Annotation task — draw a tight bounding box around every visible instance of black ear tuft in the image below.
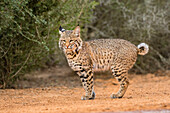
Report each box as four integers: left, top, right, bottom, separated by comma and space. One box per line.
59, 26, 63, 31
59, 26, 65, 32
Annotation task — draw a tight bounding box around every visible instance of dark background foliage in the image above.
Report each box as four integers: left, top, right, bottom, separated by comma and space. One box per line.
85, 0, 170, 73
0, 0, 169, 88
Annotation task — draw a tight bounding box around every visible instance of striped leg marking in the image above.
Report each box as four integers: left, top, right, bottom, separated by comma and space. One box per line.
77, 69, 95, 100
110, 66, 129, 98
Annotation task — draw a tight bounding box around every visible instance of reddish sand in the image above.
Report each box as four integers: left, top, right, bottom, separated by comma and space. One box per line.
0, 66, 170, 113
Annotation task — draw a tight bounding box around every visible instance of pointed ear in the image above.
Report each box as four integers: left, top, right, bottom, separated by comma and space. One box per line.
59, 26, 65, 35
74, 26, 80, 37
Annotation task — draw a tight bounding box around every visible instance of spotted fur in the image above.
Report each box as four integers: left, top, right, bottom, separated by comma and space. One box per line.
59, 26, 149, 100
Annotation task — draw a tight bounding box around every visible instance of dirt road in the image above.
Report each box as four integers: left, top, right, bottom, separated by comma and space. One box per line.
0, 67, 170, 113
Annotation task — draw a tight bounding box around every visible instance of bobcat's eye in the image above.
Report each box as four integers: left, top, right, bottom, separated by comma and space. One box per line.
69, 40, 73, 43
62, 40, 66, 43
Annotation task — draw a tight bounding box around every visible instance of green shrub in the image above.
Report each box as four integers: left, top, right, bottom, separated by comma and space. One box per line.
0, 0, 98, 88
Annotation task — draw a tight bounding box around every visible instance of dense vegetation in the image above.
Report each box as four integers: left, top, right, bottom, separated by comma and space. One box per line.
0, 0, 169, 88
0, 0, 98, 88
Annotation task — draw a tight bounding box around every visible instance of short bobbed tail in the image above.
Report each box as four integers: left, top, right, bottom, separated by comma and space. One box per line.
137, 43, 149, 55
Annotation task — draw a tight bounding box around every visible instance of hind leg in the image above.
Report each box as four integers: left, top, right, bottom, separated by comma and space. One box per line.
110, 66, 129, 98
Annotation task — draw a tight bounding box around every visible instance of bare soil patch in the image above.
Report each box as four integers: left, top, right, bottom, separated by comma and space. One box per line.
0, 66, 170, 113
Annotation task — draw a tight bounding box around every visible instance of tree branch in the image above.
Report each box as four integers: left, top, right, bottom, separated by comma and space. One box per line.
10, 51, 31, 79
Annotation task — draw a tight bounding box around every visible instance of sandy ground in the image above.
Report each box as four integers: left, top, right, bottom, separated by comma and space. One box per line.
0, 66, 170, 113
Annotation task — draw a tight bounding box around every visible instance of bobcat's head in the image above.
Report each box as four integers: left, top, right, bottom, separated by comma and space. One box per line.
59, 26, 83, 59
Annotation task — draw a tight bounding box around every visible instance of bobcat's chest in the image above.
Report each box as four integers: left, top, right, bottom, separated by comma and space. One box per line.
67, 59, 83, 71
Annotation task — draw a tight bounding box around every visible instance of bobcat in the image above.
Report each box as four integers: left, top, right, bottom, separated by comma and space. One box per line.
59, 26, 149, 100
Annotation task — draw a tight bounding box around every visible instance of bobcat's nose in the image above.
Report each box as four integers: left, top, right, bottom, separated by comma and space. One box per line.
64, 44, 69, 49
65, 45, 72, 49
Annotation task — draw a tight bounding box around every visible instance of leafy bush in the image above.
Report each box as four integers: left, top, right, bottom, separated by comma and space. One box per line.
0, 0, 98, 88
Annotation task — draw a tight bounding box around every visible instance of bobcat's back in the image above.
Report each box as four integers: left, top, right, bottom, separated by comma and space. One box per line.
87, 39, 138, 71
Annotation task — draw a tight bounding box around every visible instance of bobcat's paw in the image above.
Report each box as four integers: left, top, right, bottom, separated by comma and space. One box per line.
81, 95, 90, 100
81, 92, 95, 100
110, 94, 123, 99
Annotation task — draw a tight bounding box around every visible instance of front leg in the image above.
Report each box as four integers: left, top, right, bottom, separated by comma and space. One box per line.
77, 68, 95, 100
